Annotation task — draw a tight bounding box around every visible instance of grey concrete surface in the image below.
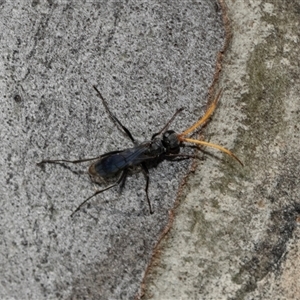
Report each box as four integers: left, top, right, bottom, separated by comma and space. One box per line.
0, 1, 224, 299
143, 0, 300, 299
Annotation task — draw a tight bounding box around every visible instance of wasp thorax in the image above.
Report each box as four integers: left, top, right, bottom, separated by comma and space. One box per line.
148, 139, 164, 156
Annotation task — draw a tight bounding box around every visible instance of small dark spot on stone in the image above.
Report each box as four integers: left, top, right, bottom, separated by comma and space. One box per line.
14, 94, 22, 103
32, 0, 39, 7
21, 240, 28, 246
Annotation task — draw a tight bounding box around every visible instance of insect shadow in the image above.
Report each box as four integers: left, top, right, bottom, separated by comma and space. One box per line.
38, 86, 243, 216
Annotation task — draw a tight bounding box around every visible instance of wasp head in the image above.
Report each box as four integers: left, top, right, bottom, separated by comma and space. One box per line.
162, 130, 180, 154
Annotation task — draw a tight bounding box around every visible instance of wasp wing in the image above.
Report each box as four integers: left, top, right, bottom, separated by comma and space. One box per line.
90, 141, 159, 178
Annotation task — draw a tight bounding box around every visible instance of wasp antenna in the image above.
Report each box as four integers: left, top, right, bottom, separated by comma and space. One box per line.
179, 137, 243, 166
179, 89, 223, 138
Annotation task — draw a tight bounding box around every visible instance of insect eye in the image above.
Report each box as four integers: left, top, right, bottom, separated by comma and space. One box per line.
163, 130, 175, 143
162, 130, 180, 153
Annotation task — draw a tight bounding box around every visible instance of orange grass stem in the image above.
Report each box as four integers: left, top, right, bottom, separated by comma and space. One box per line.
179, 89, 223, 138
178, 137, 243, 166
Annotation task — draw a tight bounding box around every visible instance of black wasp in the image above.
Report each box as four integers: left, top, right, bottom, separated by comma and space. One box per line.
38, 86, 243, 216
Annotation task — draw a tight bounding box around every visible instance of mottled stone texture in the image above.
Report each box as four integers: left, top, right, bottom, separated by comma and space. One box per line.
0, 1, 224, 299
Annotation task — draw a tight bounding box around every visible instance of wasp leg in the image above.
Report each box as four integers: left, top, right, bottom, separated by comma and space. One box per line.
164, 153, 197, 161
71, 170, 127, 217
151, 107, 184, 140
93, 85, 136, 144
37, 156, 102, 166
118, 169, 128, 192
37, 150, 123, 167
141, 163, 153, 214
